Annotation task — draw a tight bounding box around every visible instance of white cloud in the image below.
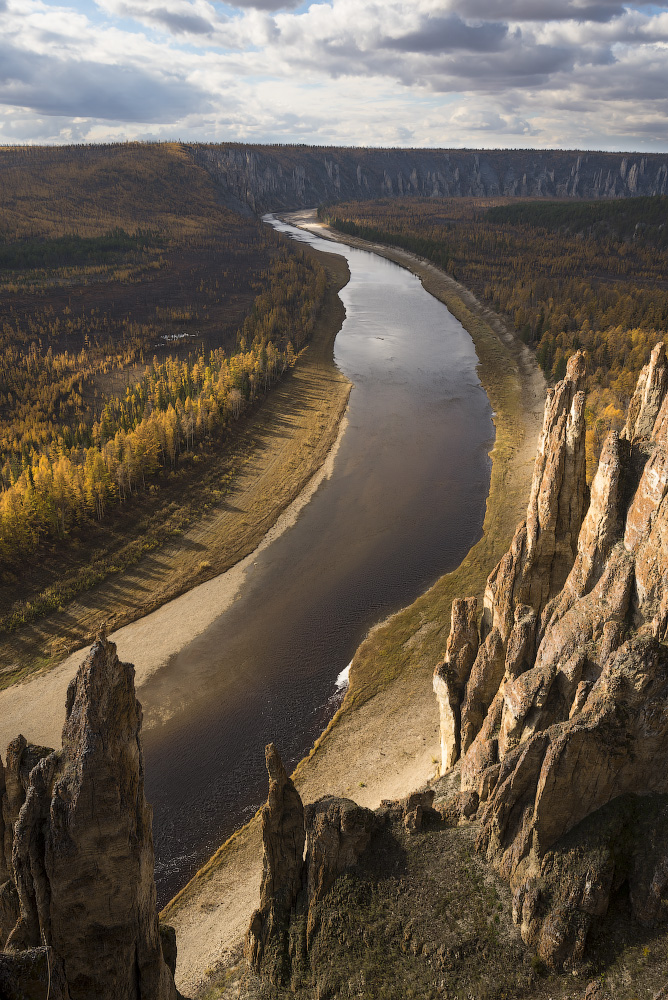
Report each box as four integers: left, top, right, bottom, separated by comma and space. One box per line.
0, 0, 666, 149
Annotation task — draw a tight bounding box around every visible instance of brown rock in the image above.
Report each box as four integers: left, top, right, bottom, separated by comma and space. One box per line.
431, 350, 668, 970
499, 545, 634, 752
0, 946, 71, 1000
622, 341, 668, 444
259, 744, 305, 915
625, 419, 668, 635
624, 426, 668, 555
1, 736, 53, 879
5, 636, 178, 1000
305, 796, 375, 909
460, 627, 505, 754
503, 604, 537, 682
401, 790, 436, 833
541, 430, 623, 639
461, 689, 503, 797
433, 597, 479, 771
0, 878, 19, 950
484, 352, 588, 641
245, 743, 305, 980
0, 754, 6, 886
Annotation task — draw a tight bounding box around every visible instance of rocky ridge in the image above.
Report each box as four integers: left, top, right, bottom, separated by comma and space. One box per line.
434, 345, 668, 969
0, 636, 181, 1000
190, 145, 668, 214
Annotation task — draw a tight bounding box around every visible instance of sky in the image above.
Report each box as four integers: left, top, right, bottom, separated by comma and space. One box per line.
1, 0, 668, 149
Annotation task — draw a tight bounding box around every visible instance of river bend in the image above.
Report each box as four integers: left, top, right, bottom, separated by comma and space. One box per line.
143, 216, 495, 904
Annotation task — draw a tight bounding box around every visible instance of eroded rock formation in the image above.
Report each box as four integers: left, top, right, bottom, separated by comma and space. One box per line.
246, 746, 376, 985
434, 342, 668, 968
433, 597, 478, 770
0, 636, 180, 1000
246, 743, 305, 981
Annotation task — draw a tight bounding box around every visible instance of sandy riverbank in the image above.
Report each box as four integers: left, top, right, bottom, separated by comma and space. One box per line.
0, 245, 351, 748
161, 215, 546, 997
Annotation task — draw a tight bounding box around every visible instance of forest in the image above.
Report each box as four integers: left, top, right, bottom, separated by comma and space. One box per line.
0, 143, 326, 577
322, 195, 668, 477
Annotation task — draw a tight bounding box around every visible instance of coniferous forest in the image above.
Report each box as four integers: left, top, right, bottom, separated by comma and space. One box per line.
322, 195, 668, 477
0, 144, 326, 576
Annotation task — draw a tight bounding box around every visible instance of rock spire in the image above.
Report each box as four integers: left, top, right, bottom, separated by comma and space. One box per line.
0, 636, 180, 1000
434, 343, 668, 968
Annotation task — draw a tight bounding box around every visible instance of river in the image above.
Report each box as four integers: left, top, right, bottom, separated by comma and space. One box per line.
142, 216, 495, 905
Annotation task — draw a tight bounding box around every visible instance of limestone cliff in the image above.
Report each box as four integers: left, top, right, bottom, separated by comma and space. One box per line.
190, 144, 668, 214
434, 343, 668, 968
0, 636, 180, 1000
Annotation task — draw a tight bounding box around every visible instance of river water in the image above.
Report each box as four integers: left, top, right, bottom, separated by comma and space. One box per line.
142, 216, 494, 905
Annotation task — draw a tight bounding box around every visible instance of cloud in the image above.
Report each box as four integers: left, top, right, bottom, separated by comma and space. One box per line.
0, 41, 209, 121
230, 0, 303, 9
95, 0, 220, 35
147, 8, 213, 33
384, 15, 509, 53
445, 1, 626, 22
0, 0, 666, 152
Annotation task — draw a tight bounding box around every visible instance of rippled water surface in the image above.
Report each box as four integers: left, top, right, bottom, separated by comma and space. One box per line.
142, 217, 494, 904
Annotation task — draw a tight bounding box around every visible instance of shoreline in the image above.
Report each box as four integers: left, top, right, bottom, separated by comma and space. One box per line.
0, 244, 352, 749
161, 215, 546, 997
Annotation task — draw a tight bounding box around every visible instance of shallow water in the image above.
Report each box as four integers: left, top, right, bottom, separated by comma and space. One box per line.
142, 217, 494, 905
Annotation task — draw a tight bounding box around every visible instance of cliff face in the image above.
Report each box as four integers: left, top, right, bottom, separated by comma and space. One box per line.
190, 144, 668, 213
0, 637, 180, 1000
434, 344, 668, 968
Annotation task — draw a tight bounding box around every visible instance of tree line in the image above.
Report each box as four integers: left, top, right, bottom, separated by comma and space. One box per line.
0, 251, 326, 565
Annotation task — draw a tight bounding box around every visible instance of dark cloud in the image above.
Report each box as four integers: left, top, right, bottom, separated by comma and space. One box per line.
228, 0, 303, 9
420, 43, 575, 90
149, 7, 214, 33
448, 1, 625, 22
0, 0, 7, 12
0, 43, 209, 122
384, 15, 509, 54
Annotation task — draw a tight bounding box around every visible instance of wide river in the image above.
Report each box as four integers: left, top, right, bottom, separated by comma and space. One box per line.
142, 217, 494, 905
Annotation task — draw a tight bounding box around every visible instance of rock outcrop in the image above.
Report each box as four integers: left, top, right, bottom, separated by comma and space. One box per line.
433, 597, 479, 771
0, 636, 180, 1000
190, 145, 668, 214
246, 744, 305, 981
434, 342, 668, 969
247, 746, 375, 985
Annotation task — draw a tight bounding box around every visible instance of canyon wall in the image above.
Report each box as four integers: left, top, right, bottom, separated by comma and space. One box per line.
191, 144, 668, 213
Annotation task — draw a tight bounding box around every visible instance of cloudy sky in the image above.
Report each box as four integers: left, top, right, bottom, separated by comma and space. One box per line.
1, 0, 668, 149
